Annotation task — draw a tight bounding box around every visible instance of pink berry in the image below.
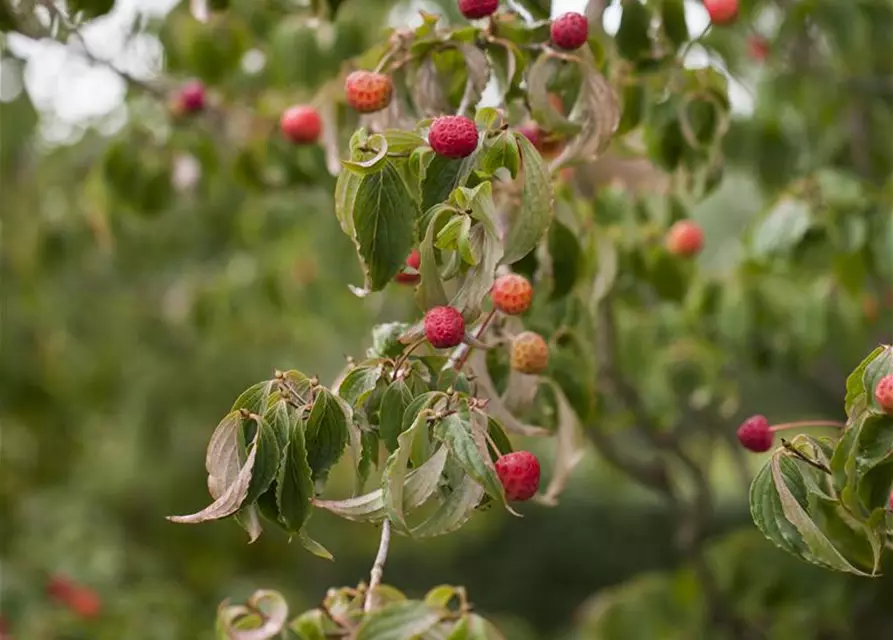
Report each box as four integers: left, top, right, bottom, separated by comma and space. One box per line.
458, 0, 498, 19
737, 415, 773, 453
424, 306, 465, 348
428, 115, 479, 158
495, 451, 541, 501
666, 220, 704, 257
704, 0, 738, 25
748, 35, 769, 62
394, 249, 421, 285
491, 273, 533, 315
179, 80, 206, 113
550, 12, 589, 51
344, 70, 393, 113
280, 105, 322, 144
875, 374, 893, 413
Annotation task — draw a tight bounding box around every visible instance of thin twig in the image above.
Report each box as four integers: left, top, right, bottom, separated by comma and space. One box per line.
364, 520, 392, 613
452, 308, 497, 372
781, 438, 832, 474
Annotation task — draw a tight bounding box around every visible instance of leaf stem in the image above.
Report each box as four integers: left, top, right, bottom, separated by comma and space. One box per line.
781, 439, 832, 474
453, 309, 497, 372
364, 519, 392, 612
771, 420, 845, 432
392, 338, 425, 380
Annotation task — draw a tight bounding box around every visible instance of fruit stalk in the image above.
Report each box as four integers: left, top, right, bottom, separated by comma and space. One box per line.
770, 420, 845, 432
452, 308, 497, 371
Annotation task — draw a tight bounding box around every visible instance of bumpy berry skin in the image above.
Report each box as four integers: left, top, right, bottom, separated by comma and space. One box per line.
704, 0, 738, 25
428, 116, 479, 158
344, 71, 393, 113
495, 451, 541, 501
666, 220, 704, 257
179, 80, 206, 113
510, 331, 549, 374
491, 273, 533, 315
875, 374, 893, 413
424, 306, 465, 348
280, 105, 322, 144
459, 0, 498, 19
550, 12, 589, 51
737, 415, 773, 452
395, 249, 421, 285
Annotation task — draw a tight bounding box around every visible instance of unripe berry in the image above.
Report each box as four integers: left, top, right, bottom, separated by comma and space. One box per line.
666, 220, 704, 257
747, 35, 769, 62
550, 12, 589, 51
875, 374, 893, 413
459, 0, 498, 19
344, 70, 393, 113
737, 415, 773, 452
394, 249, 421, 285
495, 451, 541, 501
704, 0, 738, 25
491, 273, 533, 315
280, 105, 322, 144
428, 115, 479, 158
178, 80, 206, 113
424, 306, 465, 348
510, 331, 549, 374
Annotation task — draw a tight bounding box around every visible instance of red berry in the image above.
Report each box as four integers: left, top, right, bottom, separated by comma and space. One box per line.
428, 116, 479, 158
737, 415, 773, 452
666, 220, 704, 257
495, 451, 541, 501
517, 124, 563, 156
424, 306, 465, 349
875, 374, 893, 413
67, 587, 102, 619
704, 0, 738, 25
394, 249, 421, 285
491, 273, 533, 315
888, 489, 893, 510
179, 80, 206, 113
344, 71, 393, 113
46, 574, 75, 601
459, 0, 498, 19
280, 105, 322, 144
747, 35, 769, 61
550, 12, 589, 51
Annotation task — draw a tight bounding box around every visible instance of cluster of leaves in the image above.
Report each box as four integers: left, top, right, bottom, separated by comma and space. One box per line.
217, 583, 503, 639
749, 345, 893, 576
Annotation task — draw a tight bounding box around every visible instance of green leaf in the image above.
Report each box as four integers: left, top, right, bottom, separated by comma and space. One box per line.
486, 417, 513, 460
232, 380, 276, 415
477, 131, 521, 179
355, 601, 443, 640
368, 322, 412, 359
503, 133, 553, 264
417, 205, 454, 310
273, 406, 314, 534
380, 380, 415, 452
446, 614, 504, 639
305, 389, 350, 483
314, 447, 448, 522
751, 197, 812, 258
384, 130, 428, 154
410, 472, 485, 537
334, 164, 363, 237
548, 216, 582, 300
616, 0, 653, 61
337, 365, 383, 408
353, 164, 418, 292
432, 409, 511, 512
342, 133, 390, 174
526, 55, 580, 137
288, 609, 327, 640
298, 530, 334, 561
863, 345, 893, 413
660, 0, 689, 48
382, 409, 433, 533
243, 414, 283, 504
421, 154, 476, 213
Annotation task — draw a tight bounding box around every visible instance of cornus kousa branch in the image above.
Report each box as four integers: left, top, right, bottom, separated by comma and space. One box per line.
364, 520, 392, 612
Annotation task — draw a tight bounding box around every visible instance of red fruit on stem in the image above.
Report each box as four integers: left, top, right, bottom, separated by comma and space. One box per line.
704, 0, 738, 25
67, 587, 102, 619
491, 273, 533, 315
344, 71, 393, 113
428, 116, 479, 158
737, 415, 773, 452
280, 105, 322, 144
46, 574, 75, 601
459, 0, 498, 19
179, 80, 206, 113
395, 249, 422, 285
875, 374, 893, 413
666, 220, 704, 257
888, 489, 893, 510
495, 451, 541, 501
424, 306, 465, 348
550, 12, 589, 51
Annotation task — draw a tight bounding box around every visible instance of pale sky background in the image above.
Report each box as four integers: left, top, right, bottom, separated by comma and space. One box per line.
0, 0, 755, 146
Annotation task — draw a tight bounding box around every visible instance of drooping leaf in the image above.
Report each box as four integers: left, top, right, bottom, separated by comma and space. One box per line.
224, 590, 289, 640
750, 197, 812, 259
416, 205, 454, 310
380, 380, 415, 451
337, 364, 383, 408
232, 380, 276, 415
243, 414, 283, 505
503, 133, 553, 264
536, 380, 585, 506
288, 609, 327, 640
410, 472, 485, 538
305, 388, 351, 483
382, 409, 432, 533
298, 530, 334, 561
353, 164, 418, 292
274, 407, 314, 534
